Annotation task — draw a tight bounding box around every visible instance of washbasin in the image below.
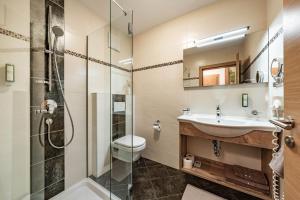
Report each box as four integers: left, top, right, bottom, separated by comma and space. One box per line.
178, 114, 275, 137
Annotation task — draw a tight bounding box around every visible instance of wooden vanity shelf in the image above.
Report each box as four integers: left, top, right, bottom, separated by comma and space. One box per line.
179, 122, 275, 200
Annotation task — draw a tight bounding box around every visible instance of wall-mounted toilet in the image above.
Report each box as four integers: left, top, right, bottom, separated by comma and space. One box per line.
112, 135, 146, 162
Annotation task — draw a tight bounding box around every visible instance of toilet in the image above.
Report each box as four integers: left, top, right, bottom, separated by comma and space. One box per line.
112, 135, 146, 162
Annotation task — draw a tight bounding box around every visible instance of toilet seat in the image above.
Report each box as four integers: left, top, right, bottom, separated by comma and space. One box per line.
113, 135, 146, 153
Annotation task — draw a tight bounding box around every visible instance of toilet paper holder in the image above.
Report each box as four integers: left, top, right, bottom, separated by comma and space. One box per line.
153, 120, 161, 132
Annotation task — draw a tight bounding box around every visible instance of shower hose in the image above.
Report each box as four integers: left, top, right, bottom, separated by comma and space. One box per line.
45, 49, 75, 149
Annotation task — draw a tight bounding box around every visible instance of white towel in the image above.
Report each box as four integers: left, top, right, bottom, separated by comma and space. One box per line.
269, 145, 284, 178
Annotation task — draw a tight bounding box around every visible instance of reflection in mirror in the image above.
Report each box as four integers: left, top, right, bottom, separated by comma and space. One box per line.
201, 62, 238, 87
183, 28, 269, 88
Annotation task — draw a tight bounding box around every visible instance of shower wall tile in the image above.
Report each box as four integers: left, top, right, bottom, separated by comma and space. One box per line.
30, 78, 46, 106
31, 131, 64, 165
53, 55, 65, 78
30, 77, 64, 107
30, 107, 46, 136
49, 106, 65, 131
31, 155, 64, 193
30, 179, 64, 200
30, 51, 46, 78
31, 162, 45, 193
30, 23, 46, 49
30, 190, 45, 200
44, 179, 65, 199
30, 0, 65, 199
45, 155, 65, 187
44, 131, 65, 160
30, 106, 64, 136
30, 0, 46, 24
31, 134, 45, 165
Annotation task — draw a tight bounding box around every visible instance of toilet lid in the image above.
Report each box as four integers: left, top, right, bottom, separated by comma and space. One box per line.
114, 135, 145, 148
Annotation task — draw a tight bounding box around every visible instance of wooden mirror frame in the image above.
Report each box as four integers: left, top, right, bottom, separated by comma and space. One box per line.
198, 53, 240, 87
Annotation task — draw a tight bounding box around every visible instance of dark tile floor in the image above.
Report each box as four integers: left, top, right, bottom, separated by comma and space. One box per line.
91, 157, 262, 200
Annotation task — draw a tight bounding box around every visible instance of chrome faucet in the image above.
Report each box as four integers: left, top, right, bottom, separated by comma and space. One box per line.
216, 105, 221, 119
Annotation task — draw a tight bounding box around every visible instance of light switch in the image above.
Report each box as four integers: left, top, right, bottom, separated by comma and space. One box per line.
242, 93, 248, 107
5, 64, 15, 83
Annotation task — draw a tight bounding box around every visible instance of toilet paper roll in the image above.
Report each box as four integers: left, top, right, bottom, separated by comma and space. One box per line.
183, 157, 193, 169
186, 154, 195, 163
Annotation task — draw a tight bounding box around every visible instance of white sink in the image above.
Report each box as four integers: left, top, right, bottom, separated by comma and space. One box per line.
178, 114, 275, 137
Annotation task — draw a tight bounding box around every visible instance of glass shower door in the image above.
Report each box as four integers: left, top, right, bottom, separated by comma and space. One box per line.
110, 1, 133, 199
87, 1, 133, 199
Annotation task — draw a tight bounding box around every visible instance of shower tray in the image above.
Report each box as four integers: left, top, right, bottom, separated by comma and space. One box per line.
50, 178, 120, 200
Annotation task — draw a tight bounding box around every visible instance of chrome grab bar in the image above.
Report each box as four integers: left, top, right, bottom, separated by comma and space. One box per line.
269, 118, 295, 130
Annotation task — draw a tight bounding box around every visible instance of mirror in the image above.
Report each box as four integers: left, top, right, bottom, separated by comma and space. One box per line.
270, 58, 284, 87
183, 28, 269, 88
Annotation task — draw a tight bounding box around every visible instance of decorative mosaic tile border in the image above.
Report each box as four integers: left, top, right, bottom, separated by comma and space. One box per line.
133, 60, 183, 72
242, 27, 283, 75
87, 56, 110, 66
0, 27, 30, 42
64, 49, 87, 60
65, 49, 131, 72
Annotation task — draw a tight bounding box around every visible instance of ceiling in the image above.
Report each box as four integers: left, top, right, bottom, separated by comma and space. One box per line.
79, 0, 217, 34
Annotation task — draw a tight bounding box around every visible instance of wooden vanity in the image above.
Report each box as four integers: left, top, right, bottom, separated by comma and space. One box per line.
179, 121, 277, 200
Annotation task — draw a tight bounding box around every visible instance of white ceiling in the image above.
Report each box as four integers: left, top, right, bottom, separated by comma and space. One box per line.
79, 0, 217, 34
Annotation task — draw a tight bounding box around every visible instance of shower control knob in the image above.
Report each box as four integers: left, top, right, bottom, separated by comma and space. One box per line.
285, 135, 295, 148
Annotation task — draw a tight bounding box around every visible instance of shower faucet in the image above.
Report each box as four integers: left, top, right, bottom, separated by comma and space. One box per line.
35, 99, 57, 115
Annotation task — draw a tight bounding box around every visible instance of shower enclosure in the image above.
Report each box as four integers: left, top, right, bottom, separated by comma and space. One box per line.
0, 0, 133, 199
87, 1, 134, 199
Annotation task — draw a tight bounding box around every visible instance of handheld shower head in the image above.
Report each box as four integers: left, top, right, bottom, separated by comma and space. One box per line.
52, 26, 64, 51
52, 26, 64, 37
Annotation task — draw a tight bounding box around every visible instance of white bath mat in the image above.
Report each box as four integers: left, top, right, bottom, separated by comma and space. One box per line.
182, 184, 226, 200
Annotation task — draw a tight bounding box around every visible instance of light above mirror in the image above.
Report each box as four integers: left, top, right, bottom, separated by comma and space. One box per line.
184, 27, 250, 49
196, 27, 249, 48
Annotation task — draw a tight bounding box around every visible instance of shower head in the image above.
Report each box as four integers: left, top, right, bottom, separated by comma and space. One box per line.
52, 26, 64, 51
52, 26, 64, 37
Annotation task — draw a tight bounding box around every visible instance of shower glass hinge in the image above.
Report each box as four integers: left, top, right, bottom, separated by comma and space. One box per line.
128, 22, 133, 35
